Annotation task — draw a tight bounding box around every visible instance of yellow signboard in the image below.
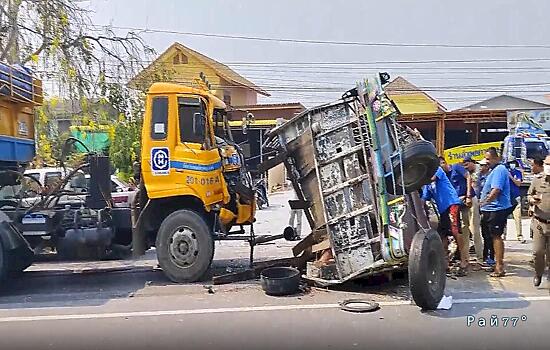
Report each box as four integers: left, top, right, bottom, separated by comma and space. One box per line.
444, 141, 503, 165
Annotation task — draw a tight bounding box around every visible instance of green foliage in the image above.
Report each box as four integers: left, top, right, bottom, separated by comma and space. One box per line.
100, 82, 145, 175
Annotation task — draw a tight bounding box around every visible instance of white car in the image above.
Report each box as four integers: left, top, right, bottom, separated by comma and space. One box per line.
22, 168, 136, 208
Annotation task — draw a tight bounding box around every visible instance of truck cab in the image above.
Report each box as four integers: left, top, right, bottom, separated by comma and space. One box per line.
138, 82, 256, 282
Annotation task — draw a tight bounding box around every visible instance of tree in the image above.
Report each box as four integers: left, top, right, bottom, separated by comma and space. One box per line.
0, 0, 166, 174
0, 0, 153, 96
101, 82, 144, 180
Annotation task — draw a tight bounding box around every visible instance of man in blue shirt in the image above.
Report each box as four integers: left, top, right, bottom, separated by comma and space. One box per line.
477, 158, 492, 264
440, 157, 474, 269
422, 166, 467, 275
507, 159, 525, 243
480, 148, 513, 278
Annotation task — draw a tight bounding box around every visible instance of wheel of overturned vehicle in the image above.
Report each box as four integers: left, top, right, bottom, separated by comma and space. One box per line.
408, 229, 446, 310
386, 140, 439, 195
0, 237, 7, 283
156, 209, 214, 283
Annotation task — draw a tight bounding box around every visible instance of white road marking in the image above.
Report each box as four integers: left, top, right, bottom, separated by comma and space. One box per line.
0, 295, 549, 323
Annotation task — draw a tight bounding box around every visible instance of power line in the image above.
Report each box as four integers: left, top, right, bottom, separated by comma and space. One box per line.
93, 24, 550, 49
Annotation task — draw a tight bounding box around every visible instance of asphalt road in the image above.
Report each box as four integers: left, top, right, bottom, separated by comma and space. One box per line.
0, 192, 548, 350
0, 260, 548, 350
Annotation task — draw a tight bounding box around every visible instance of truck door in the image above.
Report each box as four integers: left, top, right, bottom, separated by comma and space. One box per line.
173, 97, 225, 205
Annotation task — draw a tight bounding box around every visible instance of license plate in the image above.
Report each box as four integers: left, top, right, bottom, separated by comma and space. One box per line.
22, 216, 46, 224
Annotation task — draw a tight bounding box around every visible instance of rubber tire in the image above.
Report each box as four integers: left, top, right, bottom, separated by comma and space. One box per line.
408, 229, 446, 310
0, 238, 7, 283
339, 299, 380, 313
156, 209, 214, 283
386, 140, 439, 195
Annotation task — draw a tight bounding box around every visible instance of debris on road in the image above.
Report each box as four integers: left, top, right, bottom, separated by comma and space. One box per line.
203, 285, 215, 294
437, 295, 453, 310
339, 299, 380, 313
260, 266, 301, 296
212, 257, 304, 285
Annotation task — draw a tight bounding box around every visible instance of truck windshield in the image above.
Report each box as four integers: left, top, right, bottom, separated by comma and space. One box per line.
526, 141, 548, 159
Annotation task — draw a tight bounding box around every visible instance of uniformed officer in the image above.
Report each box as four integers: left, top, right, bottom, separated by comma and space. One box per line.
527, 155, 550, 287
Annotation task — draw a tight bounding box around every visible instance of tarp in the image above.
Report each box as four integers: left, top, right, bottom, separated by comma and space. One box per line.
70, 130, 111, 152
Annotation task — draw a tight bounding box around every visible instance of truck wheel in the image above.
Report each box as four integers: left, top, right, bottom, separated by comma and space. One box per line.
156, 209, 214, 283
0, 238, 7, 283
408, 229, 446, 310
386, 140, 438, 195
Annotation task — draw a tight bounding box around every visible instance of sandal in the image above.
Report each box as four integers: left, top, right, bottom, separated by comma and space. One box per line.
490, 271, 506, 278
455, 267, 468, 277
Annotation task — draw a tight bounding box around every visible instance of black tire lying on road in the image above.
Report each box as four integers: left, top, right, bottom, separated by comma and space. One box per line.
408, 229, 446, 310
156, 209, 214, 283
386, 140, 439, 195
0, 236, 7, 283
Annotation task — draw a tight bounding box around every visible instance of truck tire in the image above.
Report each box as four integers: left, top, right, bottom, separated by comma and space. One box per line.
386, 140, 439, 195
156, 209, 214, 283
408, 229, 446, 310
0, 238, 7, 283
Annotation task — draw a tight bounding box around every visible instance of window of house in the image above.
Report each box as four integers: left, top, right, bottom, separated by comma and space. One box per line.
223, 93, 231, 106
178, 97, 207, 144
173, 52, 188, 65
151, 96, 169, 140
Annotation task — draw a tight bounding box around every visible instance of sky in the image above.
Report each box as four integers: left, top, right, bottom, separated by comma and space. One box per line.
85, 0, 550, 110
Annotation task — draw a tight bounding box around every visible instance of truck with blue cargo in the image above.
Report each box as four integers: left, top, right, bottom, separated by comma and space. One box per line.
0, 62, 42, 282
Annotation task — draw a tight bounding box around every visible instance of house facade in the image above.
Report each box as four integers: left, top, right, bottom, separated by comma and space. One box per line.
129, 42, 270, 107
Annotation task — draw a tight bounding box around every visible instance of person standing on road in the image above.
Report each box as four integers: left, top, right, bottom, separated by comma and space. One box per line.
422, 166, 467, 276
440, 157, 473, 271
529, 158, 545, 237
480, 148, 512, 278
477, 158, 493, 264
507, 159, 525, 243
527, 155, 550, 287
463, 157, 483, 263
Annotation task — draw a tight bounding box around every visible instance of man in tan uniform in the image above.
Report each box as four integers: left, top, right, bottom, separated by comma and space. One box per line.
527, 155, 550, 287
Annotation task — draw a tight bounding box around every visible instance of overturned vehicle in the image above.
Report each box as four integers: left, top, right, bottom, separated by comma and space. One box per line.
261, 74, 445, 309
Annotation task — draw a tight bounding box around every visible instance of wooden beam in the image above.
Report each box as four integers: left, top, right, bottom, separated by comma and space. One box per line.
436, 117, 445, 154
292, 232, 315, 257
311, 239, 331, 253
257, 150, 288, 173
288, 199, 311, 210
472, 123, 480, 144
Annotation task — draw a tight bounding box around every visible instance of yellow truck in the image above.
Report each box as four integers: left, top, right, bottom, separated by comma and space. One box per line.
135, 82, 269, 282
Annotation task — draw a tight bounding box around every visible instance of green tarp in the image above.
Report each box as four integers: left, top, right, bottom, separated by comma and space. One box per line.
70, 130, 110, 152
